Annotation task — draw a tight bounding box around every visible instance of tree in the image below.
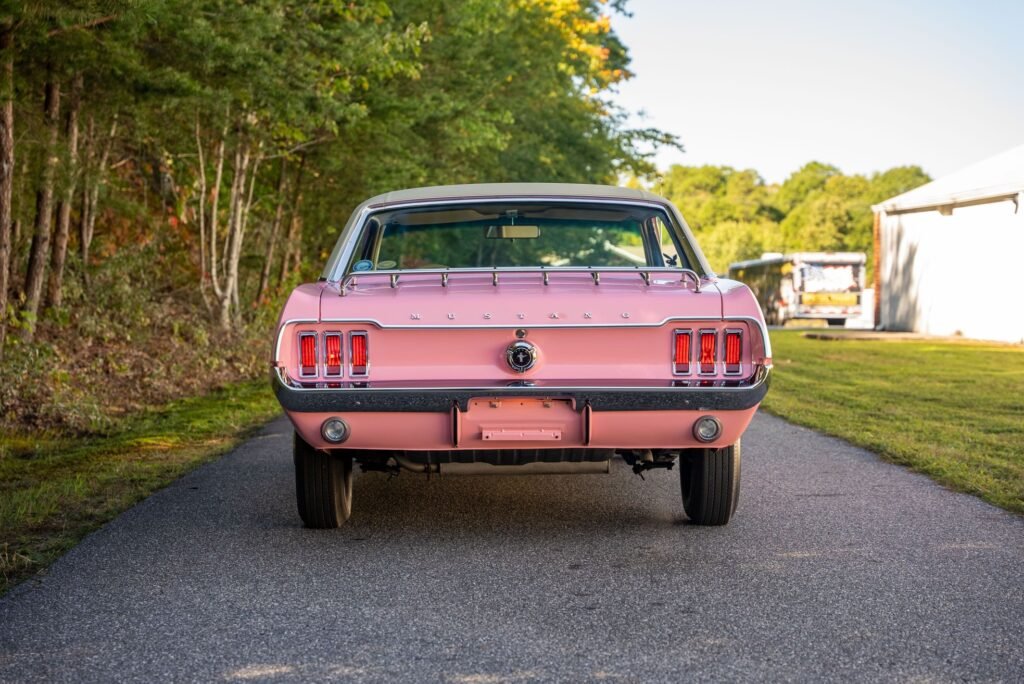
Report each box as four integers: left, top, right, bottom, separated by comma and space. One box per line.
660, 165, 781, 271
0, 20, 13, 354
779, 174, 871, 253
20, 72, 60, 340
778, 168, 931, 262
142, 0, 428, 326
656, 161, 930, 273
697, 220, 775, 273
4, 1, 140, 339
774, 161, 840, 214
869, 165, 931, 203
46, 71, 81, 308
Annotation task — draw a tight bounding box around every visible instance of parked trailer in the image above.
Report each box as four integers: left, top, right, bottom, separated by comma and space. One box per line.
728, 252, 866, 326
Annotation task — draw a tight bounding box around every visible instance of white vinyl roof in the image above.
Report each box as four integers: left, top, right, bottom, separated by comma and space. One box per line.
362, 182, 666, 207
873, 143, 1024, 214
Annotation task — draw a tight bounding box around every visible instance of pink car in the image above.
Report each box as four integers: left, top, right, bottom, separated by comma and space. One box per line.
272, 184, 771, 527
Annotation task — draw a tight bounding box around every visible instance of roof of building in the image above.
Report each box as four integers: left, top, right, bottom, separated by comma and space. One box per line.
361, 182, 666, 206
873, 144, 1024, 214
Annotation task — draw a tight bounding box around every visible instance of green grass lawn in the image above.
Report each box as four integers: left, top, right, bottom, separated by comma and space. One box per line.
0, 380, 280, 596
762, 330, 1024, 514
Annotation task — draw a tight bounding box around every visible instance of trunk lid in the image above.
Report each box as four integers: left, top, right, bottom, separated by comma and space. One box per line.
297, 272, 743, 385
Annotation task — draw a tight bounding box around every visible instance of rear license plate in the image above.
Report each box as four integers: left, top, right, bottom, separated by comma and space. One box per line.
458, 398, 582, 447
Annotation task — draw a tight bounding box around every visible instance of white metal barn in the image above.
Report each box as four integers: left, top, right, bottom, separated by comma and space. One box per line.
872, 144, 1024, 343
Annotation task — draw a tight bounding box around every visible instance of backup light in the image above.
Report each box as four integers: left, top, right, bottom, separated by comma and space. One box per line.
693, 416, 722, 443
321, 417, 350, 444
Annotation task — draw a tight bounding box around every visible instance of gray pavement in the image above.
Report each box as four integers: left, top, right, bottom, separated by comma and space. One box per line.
1, 412, 1022, 683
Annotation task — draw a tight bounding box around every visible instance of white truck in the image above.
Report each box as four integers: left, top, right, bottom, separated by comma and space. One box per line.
728, 252, 866, 327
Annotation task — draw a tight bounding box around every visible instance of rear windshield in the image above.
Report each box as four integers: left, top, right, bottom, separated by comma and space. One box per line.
342, 202, 694, 273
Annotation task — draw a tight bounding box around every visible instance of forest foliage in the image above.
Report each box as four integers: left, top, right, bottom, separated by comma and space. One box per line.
0, 0, 673, 431
654, 162, 931, 274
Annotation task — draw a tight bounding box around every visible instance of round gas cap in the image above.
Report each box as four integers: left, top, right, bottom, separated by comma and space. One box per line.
506, 340, 538, 373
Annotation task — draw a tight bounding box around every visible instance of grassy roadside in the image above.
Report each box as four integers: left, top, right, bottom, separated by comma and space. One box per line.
762, 330, 1024, 514
0, 380, 281, 596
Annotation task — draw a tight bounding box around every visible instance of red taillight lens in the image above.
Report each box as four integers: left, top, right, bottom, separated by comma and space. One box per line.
351, 332, 368, 375
699, 331, 716, 374
674, 330, 691, 374
299, 333, 317, 377
725, 331, 742, 373
325, 333, 342, 376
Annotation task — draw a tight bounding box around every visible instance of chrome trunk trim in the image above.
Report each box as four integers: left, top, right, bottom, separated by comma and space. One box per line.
338, 266, 702, 297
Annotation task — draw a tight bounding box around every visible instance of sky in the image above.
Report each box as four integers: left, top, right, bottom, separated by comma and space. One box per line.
608, 0, 1024, 184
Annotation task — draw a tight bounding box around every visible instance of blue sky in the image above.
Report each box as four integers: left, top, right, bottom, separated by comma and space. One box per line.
609, 0, 1024, 183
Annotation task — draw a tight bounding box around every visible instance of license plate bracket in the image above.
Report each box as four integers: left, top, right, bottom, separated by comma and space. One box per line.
456, 397, 582, 447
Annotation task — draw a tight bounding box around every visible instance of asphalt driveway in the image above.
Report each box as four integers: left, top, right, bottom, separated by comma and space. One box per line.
1, 413, 1021, 682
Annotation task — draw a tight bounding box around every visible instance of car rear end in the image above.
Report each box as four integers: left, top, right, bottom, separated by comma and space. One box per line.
271, 184, 771, 527
274, 278, 769, 454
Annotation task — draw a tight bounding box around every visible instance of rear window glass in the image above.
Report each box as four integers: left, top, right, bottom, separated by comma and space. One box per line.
346, 202, 690, 272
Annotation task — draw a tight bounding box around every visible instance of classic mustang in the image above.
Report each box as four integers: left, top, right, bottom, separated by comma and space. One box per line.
272, 183, 771, 527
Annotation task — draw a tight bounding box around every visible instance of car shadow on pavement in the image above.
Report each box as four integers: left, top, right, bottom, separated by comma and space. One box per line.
288, 463, 692, 539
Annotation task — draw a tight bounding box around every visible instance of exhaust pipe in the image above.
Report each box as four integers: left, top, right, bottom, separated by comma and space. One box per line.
392, 457, 610, 476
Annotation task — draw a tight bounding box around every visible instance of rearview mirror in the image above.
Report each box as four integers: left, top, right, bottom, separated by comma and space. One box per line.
486, 225, 540, 239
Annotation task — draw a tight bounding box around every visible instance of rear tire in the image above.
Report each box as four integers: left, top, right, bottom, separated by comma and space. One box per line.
679, 441, 741, 526
294, 432, 353, 528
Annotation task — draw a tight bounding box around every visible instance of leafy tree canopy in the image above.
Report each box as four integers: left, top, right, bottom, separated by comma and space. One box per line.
657, 162, 931, 276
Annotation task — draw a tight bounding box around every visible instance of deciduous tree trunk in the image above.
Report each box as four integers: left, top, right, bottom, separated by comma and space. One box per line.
194, 114, 209, 308
0, 24, 13, 356
79, 114, 116, 289
199, 113, 265, 328
287, 209, 303, 277
8, 219, 19, 288
256, 157, 287, 301
232, 143, 261, 324
207, 124, 227, 306
277, 153, 306, 286
47, 72, 81, 309
21, 74, 60, 341
217, 137, 253, 328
